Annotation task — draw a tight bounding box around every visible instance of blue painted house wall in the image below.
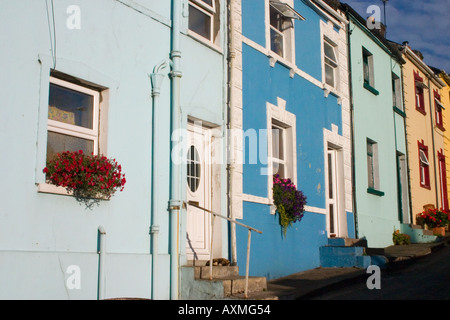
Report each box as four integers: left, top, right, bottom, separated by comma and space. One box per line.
234, 0, 354, 280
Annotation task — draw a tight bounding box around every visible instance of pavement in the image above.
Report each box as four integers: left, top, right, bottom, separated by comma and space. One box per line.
237, 233, 450, 300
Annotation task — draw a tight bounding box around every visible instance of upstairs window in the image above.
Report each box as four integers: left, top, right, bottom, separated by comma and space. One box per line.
323, 38, 338, 88
188, 0, 220, 45
414, 71, 427, 115
268, 0, 304, 62
392, 72, 402, 110
362, 47, 378, 95
434, 90, 444, 130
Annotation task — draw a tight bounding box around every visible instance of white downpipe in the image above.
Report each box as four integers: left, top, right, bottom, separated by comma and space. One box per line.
227, 0, 238, 267
169, 0, 183, 300
98, 225, 106, 300
150, 60, 169, 300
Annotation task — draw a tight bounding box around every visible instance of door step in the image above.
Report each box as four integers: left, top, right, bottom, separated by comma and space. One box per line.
400, 223, 438, 243
181, 263, 267, 299
320, 237, 388, 269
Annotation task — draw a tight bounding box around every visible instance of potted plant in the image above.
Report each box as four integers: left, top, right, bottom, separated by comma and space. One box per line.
392, 229, 410, 245
43, 150, 126, 200
272, 174, 307, 237
416, 208, 449, 237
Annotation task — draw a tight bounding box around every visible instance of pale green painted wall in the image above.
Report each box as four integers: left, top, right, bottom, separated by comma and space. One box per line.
349, 17, 407, 247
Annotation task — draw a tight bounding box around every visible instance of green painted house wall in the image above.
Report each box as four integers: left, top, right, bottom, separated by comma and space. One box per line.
348, 13, 409, 248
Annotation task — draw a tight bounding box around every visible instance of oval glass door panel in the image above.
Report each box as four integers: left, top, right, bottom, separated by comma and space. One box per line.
187, 145, 201, 193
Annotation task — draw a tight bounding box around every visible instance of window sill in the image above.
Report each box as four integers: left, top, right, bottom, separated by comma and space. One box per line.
187, 30, 223, 55
363, 83, 379, 96
435, 124, 446, 132
323, 83, 341, 99
367, 188, 384, 196
420, 183, 431, 190
416, 106, 426, 116
37, 183, 109, 200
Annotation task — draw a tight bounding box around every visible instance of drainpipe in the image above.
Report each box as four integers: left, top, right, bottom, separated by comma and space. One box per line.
169, 0, 183, 300
97, 226, 106, 300
150, 60, 169, 300
345, 10, 358, 238
227, 0, 238, 266
428, 78, 439, 208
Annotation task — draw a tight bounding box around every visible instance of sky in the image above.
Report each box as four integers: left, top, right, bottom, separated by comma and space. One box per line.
342, 0, 450, 72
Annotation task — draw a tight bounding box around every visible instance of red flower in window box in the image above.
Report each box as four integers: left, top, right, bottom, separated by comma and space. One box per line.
44, 150, 126, 200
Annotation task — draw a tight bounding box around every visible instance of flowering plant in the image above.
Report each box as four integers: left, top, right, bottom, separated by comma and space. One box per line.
43, 150, 126, 200
272, 174, 307, 236
392, 230, 410, 245
416, 208, 450, 229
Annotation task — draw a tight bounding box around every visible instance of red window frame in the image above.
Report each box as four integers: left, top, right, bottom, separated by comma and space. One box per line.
418, 140, 430, 189
414, 71, 426, 115
438, 150, 449, 210
434, 89, 445, 131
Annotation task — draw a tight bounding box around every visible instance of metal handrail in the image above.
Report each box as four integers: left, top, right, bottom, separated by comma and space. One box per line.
186, 201, 262, 298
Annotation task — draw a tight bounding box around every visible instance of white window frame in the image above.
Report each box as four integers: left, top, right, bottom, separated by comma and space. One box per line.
266, 98, 297, 213
271, 122, 287, 178
188, 0, 218, 45
47, 77, 100, 157
323, 38, 339, 89
419, 148, 430, 186
266, 0, 303, 63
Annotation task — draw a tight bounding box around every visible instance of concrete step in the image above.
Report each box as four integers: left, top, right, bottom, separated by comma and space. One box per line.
327, 237, 368, 247
195, 265, 239, 280
320, 238, 388, 269
400, 223, 437, 243
222, 276, 267, 296
181, 264, 268, 299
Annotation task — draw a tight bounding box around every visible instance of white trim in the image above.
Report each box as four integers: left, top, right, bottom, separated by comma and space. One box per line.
266, 0, 297, 63
48, 77, 100, 156
188, 1, 215, 43
191, 0, 216, 13
266, 97, 297, 212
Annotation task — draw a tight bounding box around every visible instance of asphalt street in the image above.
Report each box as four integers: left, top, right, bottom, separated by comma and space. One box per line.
308, 245, 450, 300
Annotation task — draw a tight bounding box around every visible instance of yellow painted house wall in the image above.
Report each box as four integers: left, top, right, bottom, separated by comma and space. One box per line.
439, 73, 450, 207
402, 48, 446, 223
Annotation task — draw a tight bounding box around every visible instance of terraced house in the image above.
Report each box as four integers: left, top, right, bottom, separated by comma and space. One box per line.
396, 44, 448, 221
343, 4, 409, 248
229, 0, 355, 280
0, 0, 448, 300
0, 0, 229, 300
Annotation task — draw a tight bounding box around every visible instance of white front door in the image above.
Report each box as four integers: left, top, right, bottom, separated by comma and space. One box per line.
327, 149, 339, 237
186, 123, 211, 261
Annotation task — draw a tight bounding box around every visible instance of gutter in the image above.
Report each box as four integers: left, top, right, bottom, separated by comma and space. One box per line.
309, 0, 348, 25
